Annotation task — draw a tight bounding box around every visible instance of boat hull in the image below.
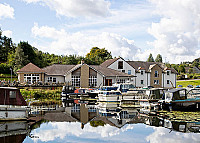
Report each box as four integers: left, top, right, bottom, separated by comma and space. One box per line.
0, 106, 29, 120
161, 100, 200, 111
98, 95, 122, 102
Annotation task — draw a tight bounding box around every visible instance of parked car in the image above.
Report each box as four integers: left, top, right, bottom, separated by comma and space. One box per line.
187, 85, 193, 88
195, 85, 200, 88
178, 85, 183, 87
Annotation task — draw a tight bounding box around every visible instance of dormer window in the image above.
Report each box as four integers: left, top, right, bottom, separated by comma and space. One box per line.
118, 61, 123, 69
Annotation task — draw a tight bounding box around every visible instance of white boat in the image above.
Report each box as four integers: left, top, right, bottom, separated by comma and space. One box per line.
0, 87, 29, 120
98, 91, 122, 102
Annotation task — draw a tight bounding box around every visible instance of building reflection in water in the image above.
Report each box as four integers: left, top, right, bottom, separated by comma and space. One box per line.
60, 101, 200, 133
0, 121, 30, 143
1, 100, 199, 143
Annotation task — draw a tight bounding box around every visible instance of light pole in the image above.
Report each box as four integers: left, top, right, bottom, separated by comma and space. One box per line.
10, 68, 12, 86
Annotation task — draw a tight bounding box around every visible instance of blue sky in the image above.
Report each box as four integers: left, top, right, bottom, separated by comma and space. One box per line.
1, 0, 200, 63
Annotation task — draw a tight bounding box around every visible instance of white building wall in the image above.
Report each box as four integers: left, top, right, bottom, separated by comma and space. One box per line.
163, 71, 176, 88
45, 75, 65, 83
97, 73, 104, 87
65, 73, 71, 83
108, 59, 135, 75
147, 73, 150, 86
135, 71, 149, 87
108, 58, 136, 84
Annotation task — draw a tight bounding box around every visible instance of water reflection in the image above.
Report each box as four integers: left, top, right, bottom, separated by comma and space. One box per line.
0, 101, 199, 143
0, 121, 30, 143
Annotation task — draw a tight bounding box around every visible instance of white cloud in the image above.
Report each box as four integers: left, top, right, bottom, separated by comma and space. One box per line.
0, 3, 14, 20
31, 23, 140, 60
146, 127, 200, 143
31, 122, 134, 142
148, 0, 200, 63
22, 0, 111, 18
2, 30, 12, 38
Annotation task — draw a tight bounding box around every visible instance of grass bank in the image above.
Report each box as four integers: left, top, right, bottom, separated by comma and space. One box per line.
176, 79, 200, 87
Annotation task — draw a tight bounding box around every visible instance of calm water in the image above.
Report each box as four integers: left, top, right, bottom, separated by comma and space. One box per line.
1, 102, 200, 143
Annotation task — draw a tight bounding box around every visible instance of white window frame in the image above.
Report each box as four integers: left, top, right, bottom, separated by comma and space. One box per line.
117, 79, 126, 84
141, 80, 144, 85
71, 75, 80, 87
155, 71, 158, 77
128, 70, 131, 75
24, 74, 40, 84
89, 76, 97, 87
154, 80, 159, 85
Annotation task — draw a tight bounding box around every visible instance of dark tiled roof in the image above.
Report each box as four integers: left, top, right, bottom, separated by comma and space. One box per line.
168, 68, 178, 74
42, 64, 75, 75
91, 65, 134, 77
100, 58, 120, 67
127, 61, 164, 71
65, 64, 81, 75
127, 61, 177, 73
17, 63, 45, 73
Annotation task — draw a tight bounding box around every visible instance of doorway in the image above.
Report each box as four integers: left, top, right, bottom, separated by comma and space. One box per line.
105, 79, 112, 86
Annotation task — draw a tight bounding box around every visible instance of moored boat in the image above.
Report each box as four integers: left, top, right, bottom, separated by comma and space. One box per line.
160, 88, 200, 111
98, 90, 122, 102
0, 87, 29, 120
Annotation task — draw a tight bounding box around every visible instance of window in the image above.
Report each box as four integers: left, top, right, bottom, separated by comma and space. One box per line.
141, 71, 144, 75
154, 80, 159, 85
53, 78, 56, 83
9, 91, 16, 98
122, 70, 125, 73
89, 76, 97, 87
47, 77, 56, 83
118, 61, 123, 69
141, 80, 144, 84
71, 75, 80, 87
155, 71, 158, 77
117, 79, 126, 84
128, 70, 131, 75
167, 80, 170, 84
24, 74, 40, 84
167, 71, 170, 75
47, 77, 52, 82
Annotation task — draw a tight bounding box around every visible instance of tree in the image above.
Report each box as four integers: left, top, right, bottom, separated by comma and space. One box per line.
14, 44, 29, 72
18, 41, 39, 65
155, 54, 162, 63
178, 65, 185, 74
147, 53, 154, 62
192, 61, 199, 67
188, 68, 193, 74
0, 29, 15, 62
85, 47, 112, 65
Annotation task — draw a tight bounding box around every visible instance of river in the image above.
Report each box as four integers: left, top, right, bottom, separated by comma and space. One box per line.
1, 101, 200, 143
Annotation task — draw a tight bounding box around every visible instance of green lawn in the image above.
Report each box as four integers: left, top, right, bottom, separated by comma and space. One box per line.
176, 79, 200, 87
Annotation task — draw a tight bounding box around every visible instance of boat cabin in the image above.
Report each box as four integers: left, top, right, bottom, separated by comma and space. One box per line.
100, 86, 118, 91
117, 83, 135, 92
146, 88, 167, 99
99, 91, 122, 96
164, 88, 187, 103
0, 87, 27, 106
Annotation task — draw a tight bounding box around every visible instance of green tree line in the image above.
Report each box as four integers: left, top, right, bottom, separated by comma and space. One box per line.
0, 29, 112, 74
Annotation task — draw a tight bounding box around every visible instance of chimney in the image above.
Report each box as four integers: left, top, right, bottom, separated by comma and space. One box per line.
81, 59, 85, 65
